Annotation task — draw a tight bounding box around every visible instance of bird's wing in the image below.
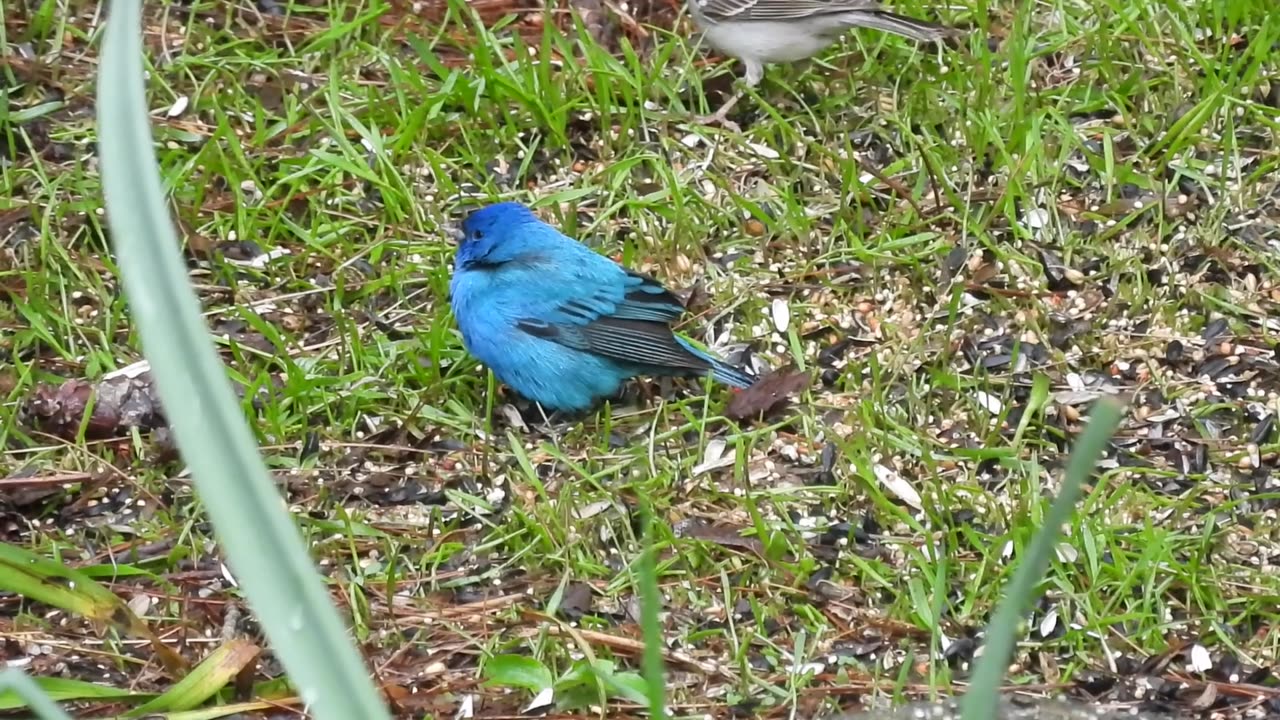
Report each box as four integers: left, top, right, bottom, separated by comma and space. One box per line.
517, 316, 714, 373
514, 270, 711, 372
693, 0, 883, 22
610, 270, 689, 321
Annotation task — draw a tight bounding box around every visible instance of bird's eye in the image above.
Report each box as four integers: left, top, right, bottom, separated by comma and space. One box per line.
472, 230, 484, 240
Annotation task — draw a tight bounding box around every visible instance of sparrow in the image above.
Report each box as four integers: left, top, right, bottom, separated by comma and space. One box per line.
686, 0, 963, 128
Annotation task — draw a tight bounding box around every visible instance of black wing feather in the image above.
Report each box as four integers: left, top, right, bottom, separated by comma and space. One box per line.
516, 316, 711, 372
513, 269, 710, 371
580, 317, 712, 372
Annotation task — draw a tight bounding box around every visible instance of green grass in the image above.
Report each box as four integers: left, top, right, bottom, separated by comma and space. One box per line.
2, 0, 1279, 716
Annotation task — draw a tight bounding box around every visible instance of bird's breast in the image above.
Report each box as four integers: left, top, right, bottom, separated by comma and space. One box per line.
703, 19, 840, 63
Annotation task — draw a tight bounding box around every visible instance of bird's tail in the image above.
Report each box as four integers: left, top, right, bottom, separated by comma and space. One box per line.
842, 10, 962, 43
676, 336, 756, 389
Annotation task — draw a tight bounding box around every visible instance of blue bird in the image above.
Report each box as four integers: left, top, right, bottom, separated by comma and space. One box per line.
448, 202, 755, 413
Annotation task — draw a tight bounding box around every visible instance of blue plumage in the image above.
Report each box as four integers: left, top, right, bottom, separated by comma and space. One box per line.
448, 202, 755, 412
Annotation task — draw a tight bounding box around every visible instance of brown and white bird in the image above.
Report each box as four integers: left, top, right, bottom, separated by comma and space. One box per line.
685, 0, 963, 127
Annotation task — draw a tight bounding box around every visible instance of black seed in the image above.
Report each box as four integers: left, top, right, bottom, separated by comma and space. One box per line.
1201, 317, 1229, 342
1250, 414, 1276, 445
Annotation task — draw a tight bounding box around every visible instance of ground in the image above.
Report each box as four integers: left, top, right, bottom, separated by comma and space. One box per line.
2, 0, 1280, 717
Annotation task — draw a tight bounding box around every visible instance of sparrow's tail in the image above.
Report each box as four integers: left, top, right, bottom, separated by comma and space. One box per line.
842, 10, 963, 43
675, 336, 756, 389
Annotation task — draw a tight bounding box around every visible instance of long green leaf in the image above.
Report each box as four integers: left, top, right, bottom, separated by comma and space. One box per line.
127, 640, 260, 716
160, 700, 301, 720
0, 542, 186, 674
637, 507, 666, 720
960, 398, 1124, 720
0, 542, 126, 621
95, 1, 391, 718
0, 673, 143, 711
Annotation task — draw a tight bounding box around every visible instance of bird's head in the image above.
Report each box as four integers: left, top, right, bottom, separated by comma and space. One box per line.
453, 201, 544, 269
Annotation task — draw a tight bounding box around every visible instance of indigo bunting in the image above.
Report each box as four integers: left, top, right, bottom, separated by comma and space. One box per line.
687, 0, 962, 127
448, 202, 755, 412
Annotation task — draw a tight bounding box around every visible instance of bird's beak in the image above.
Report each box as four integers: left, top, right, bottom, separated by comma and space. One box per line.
446, 225, 464, 244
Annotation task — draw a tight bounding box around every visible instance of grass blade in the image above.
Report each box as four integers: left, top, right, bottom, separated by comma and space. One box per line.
0, 674, 142, 711
637, 507, 667, 720
0, 542, 186, 674
960, 398, 1125, 720
95, 0, 391, 717
0, 671, 77, 719
127, 639, 261, 716
159, 701, 303, 720
0, 541, 132, 622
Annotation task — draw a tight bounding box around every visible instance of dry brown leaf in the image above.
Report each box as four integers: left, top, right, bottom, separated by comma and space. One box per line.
725, 367, 811, 421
